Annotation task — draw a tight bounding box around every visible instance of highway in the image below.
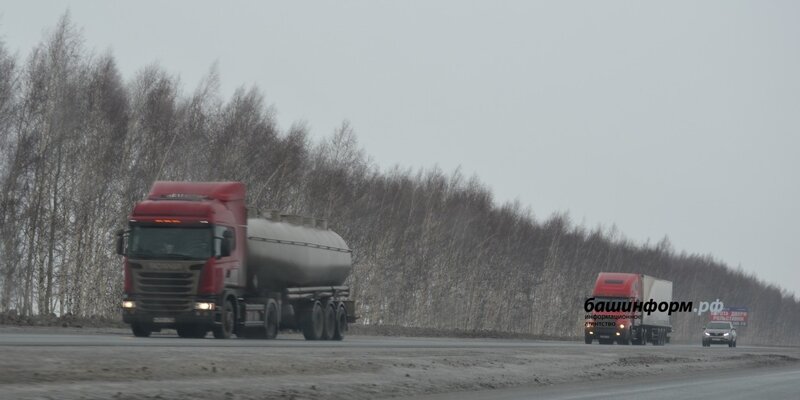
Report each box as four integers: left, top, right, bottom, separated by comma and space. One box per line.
0, 331, 605, 348
0, 330, 776, 349
0, 328, 797, 399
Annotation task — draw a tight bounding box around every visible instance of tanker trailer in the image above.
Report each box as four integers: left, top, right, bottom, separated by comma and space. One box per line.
117, 181, 356, 340
244, 214, 356, 340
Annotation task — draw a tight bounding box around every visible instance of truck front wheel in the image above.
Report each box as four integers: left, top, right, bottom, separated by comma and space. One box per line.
213, 300, 235, 339
131, 324, 152, 337
618, 329, 631, 345
131, 323, 151, 338
584, 334, 592, 344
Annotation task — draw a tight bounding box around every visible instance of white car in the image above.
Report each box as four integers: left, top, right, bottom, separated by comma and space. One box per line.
702, 321, 737, 347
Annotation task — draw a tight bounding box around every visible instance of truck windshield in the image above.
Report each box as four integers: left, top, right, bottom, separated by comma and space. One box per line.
590, 297, 632, 314
128, 226, 212, 260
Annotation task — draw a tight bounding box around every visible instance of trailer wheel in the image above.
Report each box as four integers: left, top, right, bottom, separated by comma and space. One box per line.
213, 299, 234, 339
332, 303, 347, 341
638, 327, 647, 345
632, 328, 644, 345
652, 329, 665, 346
131, 323, 151, 338
321, 302, 336, 340
265, 300, 279, 340
301, 301, 324, 340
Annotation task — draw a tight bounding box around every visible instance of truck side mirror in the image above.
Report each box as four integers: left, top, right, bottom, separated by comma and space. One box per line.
115, 229, 127, 256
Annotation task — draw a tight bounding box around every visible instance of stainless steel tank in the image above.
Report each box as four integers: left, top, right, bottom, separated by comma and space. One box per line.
245, 217, 352, 291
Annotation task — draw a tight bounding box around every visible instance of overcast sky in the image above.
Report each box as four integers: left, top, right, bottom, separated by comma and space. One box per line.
2, 1, 798, 298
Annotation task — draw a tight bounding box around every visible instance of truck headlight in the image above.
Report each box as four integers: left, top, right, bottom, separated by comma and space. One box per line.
194, 302, 215, 311
723, 332, 729, 336
122, 300, 136, 309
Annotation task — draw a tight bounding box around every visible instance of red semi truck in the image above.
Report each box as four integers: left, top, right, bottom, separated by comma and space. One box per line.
116, 181, 355, 340
584, 272, 672, 345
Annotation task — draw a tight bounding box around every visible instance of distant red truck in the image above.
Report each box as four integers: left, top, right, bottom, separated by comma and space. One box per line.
584, 272, 672, 345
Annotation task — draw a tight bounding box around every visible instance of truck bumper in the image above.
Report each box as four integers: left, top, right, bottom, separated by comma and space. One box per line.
121, 296, 218, 329
592, 327, 623, 341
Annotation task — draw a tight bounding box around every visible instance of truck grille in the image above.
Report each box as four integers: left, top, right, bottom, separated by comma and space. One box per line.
131, 263, 203, 313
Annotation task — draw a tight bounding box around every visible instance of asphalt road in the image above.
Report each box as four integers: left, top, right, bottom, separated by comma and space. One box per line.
0, 331, 585, 348
0, 330, 767, 349
0, 328, 797, 400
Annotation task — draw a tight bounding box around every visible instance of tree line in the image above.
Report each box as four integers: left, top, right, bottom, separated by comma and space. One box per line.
0, 15, 797, 344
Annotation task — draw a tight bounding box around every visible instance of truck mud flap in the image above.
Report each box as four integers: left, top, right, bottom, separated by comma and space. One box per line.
342, 300, 358, 323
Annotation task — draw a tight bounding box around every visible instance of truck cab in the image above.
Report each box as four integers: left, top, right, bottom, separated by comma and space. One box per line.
118, 182, 246, 338
585, 272, 640, 345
